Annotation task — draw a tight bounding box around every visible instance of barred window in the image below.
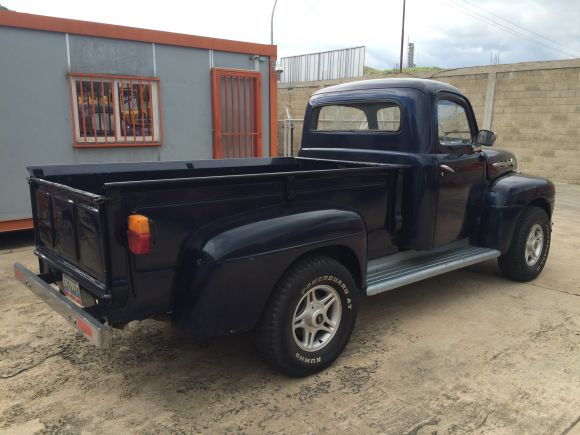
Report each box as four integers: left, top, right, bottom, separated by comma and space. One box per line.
69, 74, 161, 147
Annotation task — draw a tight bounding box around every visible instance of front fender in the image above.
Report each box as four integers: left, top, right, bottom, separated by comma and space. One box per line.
174, 205, 367, 336
479, 173, 555, 253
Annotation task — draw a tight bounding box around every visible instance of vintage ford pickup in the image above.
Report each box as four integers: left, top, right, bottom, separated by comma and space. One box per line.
14, 79, 555, 376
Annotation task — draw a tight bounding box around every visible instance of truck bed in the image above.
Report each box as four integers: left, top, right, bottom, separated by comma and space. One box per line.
28, 157, 408, 325
29, 157, 398, 194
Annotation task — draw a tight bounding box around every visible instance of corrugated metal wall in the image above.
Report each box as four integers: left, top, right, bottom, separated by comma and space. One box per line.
0, 26, 271, 222
279, 46, 365, 84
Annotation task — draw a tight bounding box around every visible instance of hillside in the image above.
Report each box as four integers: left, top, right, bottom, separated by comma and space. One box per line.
363, 65, 443, 75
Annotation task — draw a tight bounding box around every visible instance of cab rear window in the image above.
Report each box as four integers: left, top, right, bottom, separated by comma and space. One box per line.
313, 103, 400, 132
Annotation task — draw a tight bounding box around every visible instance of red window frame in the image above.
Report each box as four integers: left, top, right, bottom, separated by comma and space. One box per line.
211, 68, 262, 159
68, 73, 163, 148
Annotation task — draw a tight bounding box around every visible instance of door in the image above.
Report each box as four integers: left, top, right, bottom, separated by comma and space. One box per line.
211, 68, 262, 159
433, 96, 486, 246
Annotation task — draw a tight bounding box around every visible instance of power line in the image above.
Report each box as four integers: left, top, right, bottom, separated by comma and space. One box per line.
457, 0, 580, 56
435, 0, 578, 59
442, 0, 578, 58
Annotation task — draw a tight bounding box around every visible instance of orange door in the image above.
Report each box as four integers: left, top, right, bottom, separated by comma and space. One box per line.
211, 68, 262, 158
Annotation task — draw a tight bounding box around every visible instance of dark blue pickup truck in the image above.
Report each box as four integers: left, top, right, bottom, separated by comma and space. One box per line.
15, 78, 555, 377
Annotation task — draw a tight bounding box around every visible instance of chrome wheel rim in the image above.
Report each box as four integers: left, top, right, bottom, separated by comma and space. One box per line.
525, 224, 544, 266
292, 284, 342, 352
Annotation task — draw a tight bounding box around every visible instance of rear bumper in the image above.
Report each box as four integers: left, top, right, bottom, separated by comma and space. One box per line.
14, 262, 110, 348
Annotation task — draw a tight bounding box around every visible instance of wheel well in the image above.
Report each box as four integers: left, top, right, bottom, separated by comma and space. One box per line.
294, 246, 363, 292
528, 198, 552, 217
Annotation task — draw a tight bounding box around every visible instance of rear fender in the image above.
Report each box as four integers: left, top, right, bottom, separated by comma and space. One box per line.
174, 205, 366, 336
479, 173, 555, 253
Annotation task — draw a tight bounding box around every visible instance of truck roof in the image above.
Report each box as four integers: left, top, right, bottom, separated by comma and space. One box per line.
313, 78, 462, 97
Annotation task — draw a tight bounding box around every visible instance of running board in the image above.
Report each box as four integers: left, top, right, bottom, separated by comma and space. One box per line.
366, 242, 500, 296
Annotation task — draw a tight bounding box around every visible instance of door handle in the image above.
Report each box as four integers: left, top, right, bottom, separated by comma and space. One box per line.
440, 164, 455, 175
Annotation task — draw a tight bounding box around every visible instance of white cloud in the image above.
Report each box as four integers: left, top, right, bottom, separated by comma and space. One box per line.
4, 0, 580, 68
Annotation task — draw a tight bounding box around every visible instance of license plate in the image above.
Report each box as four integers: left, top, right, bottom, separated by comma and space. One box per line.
62, 274, 82, 305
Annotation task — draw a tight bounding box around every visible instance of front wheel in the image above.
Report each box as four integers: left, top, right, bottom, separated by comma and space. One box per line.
255, 255, 359, 377
498, 206, 551, 282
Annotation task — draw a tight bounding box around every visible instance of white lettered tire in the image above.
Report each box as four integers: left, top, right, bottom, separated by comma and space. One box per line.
255, 255, 359, 377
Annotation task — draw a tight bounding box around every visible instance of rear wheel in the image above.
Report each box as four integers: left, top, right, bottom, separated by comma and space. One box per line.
255, 255, 359, 377
498, 206, 551, 282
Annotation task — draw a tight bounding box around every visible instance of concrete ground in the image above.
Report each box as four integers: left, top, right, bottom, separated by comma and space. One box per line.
1, 184, 579, 435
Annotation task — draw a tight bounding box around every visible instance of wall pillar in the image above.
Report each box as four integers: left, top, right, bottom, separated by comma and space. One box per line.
482, 71, 497, 130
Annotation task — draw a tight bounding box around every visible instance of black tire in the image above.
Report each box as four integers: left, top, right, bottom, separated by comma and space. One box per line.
255, 255, 359, 377
498, 206, 551, 282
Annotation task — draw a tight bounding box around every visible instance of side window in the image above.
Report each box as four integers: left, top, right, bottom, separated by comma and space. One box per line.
315, 105, 368, 131
376, 106, 400, 131
437, 99, 473, 146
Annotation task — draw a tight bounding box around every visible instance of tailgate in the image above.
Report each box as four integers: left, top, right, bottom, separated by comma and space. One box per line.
31, 177, 109, 286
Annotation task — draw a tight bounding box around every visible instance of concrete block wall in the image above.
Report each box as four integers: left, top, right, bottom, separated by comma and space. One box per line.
278, 59, 580, 184
491, 68, 580, 183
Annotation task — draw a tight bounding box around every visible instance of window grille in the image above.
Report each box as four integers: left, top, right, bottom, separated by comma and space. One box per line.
69, 74, 161, 147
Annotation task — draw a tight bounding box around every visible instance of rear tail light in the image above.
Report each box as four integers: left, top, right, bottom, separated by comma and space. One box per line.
127, 214, 151, 255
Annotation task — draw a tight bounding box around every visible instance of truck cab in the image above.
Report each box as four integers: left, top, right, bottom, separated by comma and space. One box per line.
15, 78, 555, 377
300, 78, 554, 256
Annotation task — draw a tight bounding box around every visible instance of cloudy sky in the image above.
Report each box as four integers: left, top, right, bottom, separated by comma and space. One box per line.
3, 0, 580, 69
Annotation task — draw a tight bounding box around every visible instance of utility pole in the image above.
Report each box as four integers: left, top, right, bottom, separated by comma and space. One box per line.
271, 0, 278, 45
399, 0, 406, 74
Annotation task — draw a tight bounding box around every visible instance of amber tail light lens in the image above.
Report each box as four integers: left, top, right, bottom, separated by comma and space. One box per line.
127, 214, 151, 255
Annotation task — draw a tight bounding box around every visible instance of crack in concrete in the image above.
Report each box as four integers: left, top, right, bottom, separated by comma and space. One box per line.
474, 412, 490, 431
466, 266, 580, 298
0, 248, 33, 256
397, 397, 437, 412
0, 350, 63, 379
561, 415, 580, 435
406, 416, 441, 435
528, 282, 580, 298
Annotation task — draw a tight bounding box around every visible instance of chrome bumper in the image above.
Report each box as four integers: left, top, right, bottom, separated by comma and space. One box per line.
14, 262, 110, 348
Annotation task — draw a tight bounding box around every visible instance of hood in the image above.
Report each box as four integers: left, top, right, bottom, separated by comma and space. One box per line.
483, 147, 517, 181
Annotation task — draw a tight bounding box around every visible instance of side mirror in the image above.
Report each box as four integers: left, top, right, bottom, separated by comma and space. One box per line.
477, 129, 496, 147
